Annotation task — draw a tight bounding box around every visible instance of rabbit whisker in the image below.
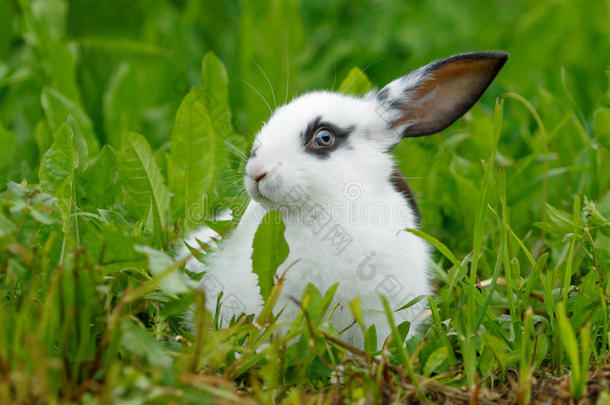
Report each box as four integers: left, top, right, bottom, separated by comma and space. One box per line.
223, 143, 248, 163
234, 75, 273, 115
253, 59, 277, 109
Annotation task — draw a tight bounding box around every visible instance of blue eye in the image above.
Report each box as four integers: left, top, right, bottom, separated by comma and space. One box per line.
314, 128, 334, 148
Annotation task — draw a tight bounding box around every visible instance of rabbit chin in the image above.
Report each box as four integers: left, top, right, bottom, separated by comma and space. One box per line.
244, 179, 283, 210
247, 193, 303, 214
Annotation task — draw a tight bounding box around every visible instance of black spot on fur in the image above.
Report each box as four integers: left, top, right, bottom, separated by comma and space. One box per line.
389, 99, 403, 110
376, 87, 389, 102
301, 116, 323, 146
421, 51, 508, 76
302, 116, 355, 159
400, 125, 415, 139
389, 169, 421, 223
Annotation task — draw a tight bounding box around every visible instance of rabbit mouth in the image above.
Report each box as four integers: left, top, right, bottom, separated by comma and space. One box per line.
246, 182, 277, 207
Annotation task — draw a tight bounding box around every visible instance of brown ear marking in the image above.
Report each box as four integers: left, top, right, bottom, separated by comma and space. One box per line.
393, 51, 508, 138
390, 169, 421, 223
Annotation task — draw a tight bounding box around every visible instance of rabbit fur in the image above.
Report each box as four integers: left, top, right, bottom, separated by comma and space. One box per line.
183, 51, 508, 348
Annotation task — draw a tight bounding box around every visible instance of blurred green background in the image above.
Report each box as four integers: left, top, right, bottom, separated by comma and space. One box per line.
1, 2, 610, 402
1, 0, 609, 253
3, 0, 608, 147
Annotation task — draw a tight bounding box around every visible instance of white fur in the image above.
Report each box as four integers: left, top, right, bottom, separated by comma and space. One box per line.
183, 51, 507, 348
184, 88, 432, 348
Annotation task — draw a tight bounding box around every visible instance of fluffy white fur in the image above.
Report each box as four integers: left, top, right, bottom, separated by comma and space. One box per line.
184, 88, 431, 348
183, 51, 507, 348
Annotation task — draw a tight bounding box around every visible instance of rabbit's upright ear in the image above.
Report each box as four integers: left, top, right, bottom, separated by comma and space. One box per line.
376, 51, 508, 138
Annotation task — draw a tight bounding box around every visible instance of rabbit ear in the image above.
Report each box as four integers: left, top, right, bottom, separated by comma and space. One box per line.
376, 51, 508, 138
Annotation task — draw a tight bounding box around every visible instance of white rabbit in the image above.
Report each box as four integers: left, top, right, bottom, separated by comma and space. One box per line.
184, 51, 508, 347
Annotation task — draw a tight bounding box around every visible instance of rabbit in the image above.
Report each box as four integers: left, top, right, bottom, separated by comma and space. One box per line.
184, 51, 508, 348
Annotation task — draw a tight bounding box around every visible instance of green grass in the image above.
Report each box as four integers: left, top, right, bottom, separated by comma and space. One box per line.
1, 0, 609, 403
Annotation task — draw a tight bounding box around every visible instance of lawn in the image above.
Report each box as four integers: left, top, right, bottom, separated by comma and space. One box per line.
0, 0, 609, 403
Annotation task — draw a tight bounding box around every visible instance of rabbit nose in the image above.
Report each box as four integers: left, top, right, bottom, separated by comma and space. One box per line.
246, 166, 267, 184
254, 172, 267, 183
246, 160, 267, 183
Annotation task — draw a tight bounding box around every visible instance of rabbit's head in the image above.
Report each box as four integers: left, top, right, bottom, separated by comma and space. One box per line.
244, 51, 507, 211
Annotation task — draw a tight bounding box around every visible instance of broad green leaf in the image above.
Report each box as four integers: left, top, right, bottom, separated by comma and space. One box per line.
201, 52, 230, 116
396, 321, 410, 343
423, 346, 449, 376
118, 131, 170, 240
170, 52, 231, 230
299, 283, 324, 323
20, 0, 66, 43
319, 283, 339, 325
39, 123, 78, 235
169, 87, 217, 229
29, 208, 57, 225
76, 145, 117, 211
339, 67, 374, 96
349, 297, 365, 332
134, 245, 188, 295
160, 293, 195, 318
535, 203, 575, 235
481, 333, 509, 373
103, 63, 140, 148
252, 210, 289, 300
40, 40, 80, 103
41, 87, 99, 156
97, 209, 130, 227
20, 0, 79, 101
66, 115, 89, 168
80, 222, 147, 272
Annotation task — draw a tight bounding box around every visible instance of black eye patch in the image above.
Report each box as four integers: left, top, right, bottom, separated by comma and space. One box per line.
250, 144, 259, 158
301, 116, 355, 159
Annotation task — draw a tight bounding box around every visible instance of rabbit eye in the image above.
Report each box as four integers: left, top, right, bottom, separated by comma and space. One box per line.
313, 128, 335, 148
302, 118, 353, 157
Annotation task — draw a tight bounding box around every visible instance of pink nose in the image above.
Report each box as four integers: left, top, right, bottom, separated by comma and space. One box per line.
246, 160, 267, 183
254, 172, 267, 182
